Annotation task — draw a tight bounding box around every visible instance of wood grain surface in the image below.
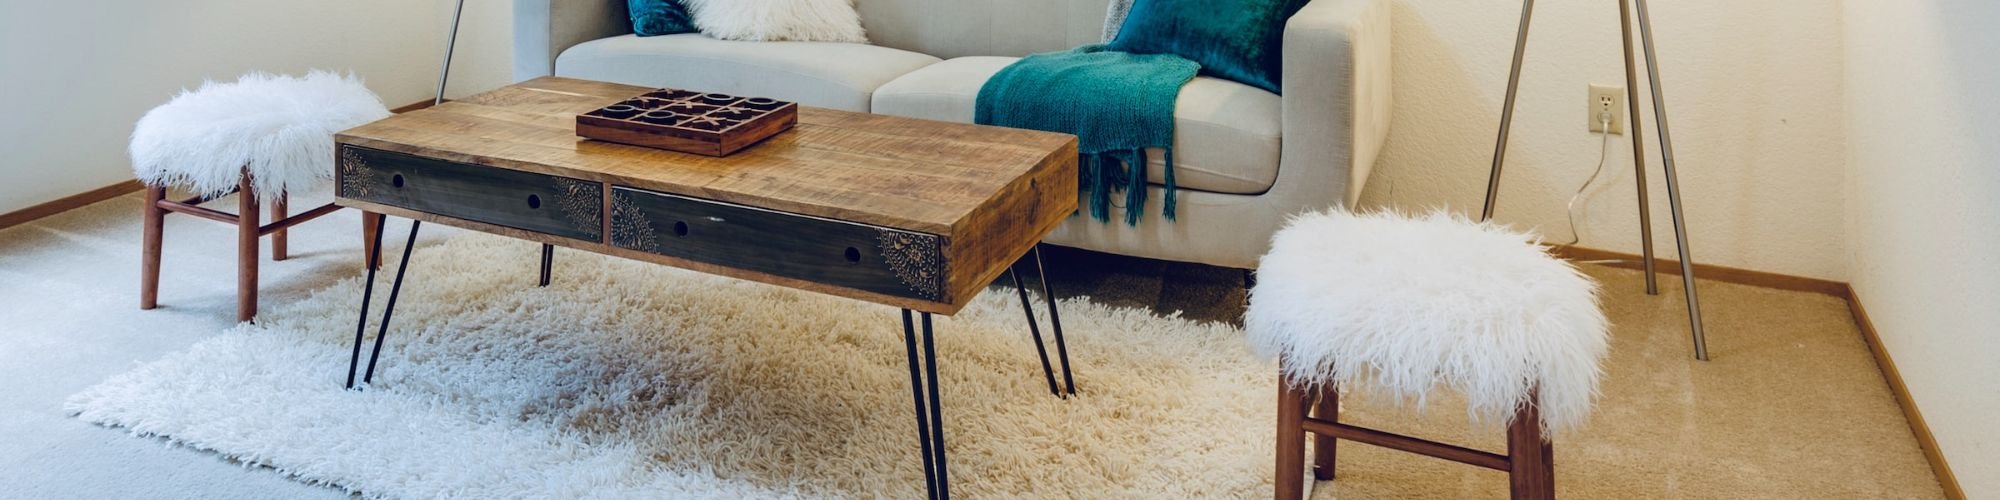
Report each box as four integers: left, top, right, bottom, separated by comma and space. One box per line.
609, 186, 947, 302
336, 77, 1076, 235
334, 77, 1078, 315
339, 145, 603, 241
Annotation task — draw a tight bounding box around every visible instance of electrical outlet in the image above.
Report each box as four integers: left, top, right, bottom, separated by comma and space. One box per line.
1588, 84, 1625, 135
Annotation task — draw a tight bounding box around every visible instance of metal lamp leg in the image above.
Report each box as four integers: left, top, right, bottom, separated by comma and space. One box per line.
1631, 0, 1709, 360
1619, 0, 1660, 296
346, 220, 422, 389
1480, 0, 1537, 222
1487, 0, 1709, 360
434, 0, 465, 107
900, 309, 950, 499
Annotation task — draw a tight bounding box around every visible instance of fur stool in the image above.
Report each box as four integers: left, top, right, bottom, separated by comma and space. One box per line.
132, 71, 390, 321
1246, 210, 1609, 500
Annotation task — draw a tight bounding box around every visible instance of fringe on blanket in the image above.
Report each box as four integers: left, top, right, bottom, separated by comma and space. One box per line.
1081, 147, 1177, 225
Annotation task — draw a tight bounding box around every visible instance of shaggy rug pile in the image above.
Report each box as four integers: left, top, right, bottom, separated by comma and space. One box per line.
66, 232, 1276, 498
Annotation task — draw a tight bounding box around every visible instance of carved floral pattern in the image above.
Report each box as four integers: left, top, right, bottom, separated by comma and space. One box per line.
553, 179, 604, 241
877, 230, 945, 301
338, 146, 371, 197
609, 190, 660, 252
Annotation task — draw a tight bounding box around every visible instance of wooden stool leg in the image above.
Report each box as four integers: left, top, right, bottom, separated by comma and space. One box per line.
272, 192, 288, 261
1507, 390, 1555, 500
1276, 375, 1311, 500
237, 178, 259, 323
140, 186, 166, 310
1312, 385, 1338, 480
362, 210, 382, 270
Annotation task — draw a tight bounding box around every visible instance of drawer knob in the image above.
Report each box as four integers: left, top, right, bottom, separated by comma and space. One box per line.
391, 174, 405, 188
673, 221, 689, 237
844, 247, 861, 264
526, 194, 542, 209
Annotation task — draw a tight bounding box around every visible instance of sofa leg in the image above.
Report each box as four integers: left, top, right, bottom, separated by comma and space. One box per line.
140, 186, 166, 310
272, 192, 289, 261
237, 177, 259, 323
1312, 385, 1338, 480
1276, 375, 1310, 500
1507, 389, 1555, 500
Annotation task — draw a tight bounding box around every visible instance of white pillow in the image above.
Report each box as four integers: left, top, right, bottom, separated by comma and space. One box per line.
683, 0, 868, 43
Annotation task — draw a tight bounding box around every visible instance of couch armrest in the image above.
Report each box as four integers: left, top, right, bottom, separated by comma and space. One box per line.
514, 0, 631, 81
1269, 0, 1392, 209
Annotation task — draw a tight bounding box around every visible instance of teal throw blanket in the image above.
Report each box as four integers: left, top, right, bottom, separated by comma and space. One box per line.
975, 45, 1199, 224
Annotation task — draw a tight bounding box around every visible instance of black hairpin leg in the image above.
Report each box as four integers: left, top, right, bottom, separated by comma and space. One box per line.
1032, 244, 1080, 396
346, 218, 422, 390
538, 243, 554, 287
901, 309, 949, 499
346, 213, 390, 389
1008, 267, 1062, 398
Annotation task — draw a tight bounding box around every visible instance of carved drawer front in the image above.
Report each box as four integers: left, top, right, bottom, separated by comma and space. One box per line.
339, 145, 603, 242
609, 187, 948, 302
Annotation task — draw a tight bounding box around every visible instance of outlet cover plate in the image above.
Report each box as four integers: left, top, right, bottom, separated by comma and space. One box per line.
1589, 84, 1625, 135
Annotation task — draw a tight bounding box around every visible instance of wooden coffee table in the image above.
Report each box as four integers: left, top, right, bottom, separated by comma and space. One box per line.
333, 77, 1078, 498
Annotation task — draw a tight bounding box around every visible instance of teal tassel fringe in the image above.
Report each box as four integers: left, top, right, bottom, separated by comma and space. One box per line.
1161, 148, 1177, 221
1075, 147, 1177, 226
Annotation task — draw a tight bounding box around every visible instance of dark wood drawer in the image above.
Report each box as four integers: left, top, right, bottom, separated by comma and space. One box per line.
338, 145, 603, 242
609, 187, 949, 302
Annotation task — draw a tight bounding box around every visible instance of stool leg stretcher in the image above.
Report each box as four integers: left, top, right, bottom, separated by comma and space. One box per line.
1277, 380, 1555, 499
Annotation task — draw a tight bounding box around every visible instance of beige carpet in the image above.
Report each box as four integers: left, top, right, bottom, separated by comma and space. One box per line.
8, 190, 1946, 497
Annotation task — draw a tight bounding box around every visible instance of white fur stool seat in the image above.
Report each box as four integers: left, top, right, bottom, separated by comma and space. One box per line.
130, 70, 390, 198
132, 71, 390, 322
1247, 210, 1608, 500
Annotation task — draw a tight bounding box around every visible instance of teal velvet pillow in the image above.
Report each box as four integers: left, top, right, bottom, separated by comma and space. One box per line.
1106, 0, 1309, 94
629, 0, 696, 36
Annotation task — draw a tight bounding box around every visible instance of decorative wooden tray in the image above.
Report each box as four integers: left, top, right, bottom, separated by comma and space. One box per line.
575, 89, 798, 156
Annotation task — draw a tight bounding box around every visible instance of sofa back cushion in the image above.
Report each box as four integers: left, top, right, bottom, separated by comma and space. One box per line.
855, 0, 1112, 58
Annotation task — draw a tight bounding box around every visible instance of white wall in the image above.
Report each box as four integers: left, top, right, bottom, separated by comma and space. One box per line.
2, 0, 1853, 283
1359, 0, 1849, 281
1844, 0, 2000, 495
0, 0, 514, 214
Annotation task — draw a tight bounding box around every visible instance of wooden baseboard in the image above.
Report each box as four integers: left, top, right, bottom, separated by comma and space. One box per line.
0, 179, 145, 231
1845, 287, 1966, 499
1550, 245, 1848, 297
1, 99, 437, 232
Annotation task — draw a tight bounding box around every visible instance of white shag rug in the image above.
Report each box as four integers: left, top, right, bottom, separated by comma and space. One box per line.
66, 232, 1276, 498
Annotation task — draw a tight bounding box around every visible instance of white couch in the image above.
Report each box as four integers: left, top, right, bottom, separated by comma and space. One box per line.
515, 0, 1391, 271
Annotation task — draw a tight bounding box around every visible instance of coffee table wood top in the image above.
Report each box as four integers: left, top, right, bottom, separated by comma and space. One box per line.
338, 77, 1075, 235
335, 78, 1078, 314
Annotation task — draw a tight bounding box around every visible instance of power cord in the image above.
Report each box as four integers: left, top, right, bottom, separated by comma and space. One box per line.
1562, 111, 1617, 247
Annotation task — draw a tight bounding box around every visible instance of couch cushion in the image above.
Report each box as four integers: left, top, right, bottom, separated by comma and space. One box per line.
556, 34, 941, 112
872, 56, 1281, 195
